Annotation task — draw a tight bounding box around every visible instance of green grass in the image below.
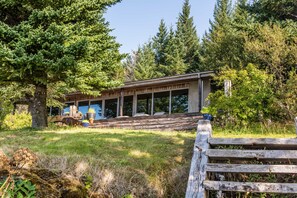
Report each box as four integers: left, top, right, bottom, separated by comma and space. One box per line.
0, 127, 196, 197
0, 123, 295, 197
213, 123, 296, 138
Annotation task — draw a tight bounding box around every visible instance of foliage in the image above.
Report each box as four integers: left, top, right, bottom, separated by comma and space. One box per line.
247, 0, 297, 22
0, 178, 36, 198
245, 22, 297, 85
273, 71, 297, 119
0, 0, 124, 128
123, 0, 200, 78
201, 0, 244, 71
152, 19, 169, 66
207, 64, 274, 126
2, 112, 32, 130
162, 27, 187, 76
176, 0, 201, 72
132, 43, 162, 80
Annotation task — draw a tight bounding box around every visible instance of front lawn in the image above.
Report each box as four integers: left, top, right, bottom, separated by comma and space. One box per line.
0, 123, 295, 197
0, 127, 196, 197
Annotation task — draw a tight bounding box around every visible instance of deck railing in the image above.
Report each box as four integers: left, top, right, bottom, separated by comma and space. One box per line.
186, 119, 297, 197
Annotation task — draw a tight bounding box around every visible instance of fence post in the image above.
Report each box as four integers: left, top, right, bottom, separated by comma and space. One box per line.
295, 117, 297, 137
186, 120, 212, 198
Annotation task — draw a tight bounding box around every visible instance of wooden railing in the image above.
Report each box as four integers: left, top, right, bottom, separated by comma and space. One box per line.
186, 120, 297, 197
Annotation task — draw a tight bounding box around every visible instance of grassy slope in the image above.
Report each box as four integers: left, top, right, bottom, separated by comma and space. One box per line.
0, 124, 295, 197
0, 127, 195, 197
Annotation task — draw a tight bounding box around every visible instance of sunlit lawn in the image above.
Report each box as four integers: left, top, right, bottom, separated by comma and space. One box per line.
0, 124, 295, 196
0, 127, 196, 196
0, 127, 197, 174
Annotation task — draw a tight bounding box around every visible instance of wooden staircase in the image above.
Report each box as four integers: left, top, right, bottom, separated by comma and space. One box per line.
91, 113, 202, 131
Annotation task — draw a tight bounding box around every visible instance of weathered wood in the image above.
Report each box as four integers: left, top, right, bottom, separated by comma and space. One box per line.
186, 120, 212, 198
209, 138, 297, 149
206, 164, 297, 174
206, 149, 297, 160
295, 117, 297, 137
203, 181, 297, 193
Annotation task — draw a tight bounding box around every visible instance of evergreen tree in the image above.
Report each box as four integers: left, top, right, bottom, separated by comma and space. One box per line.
152, 19, 169, 66
202, 0, 243, 70
162, 27, 187, 76
133, 43, 162, 80
209, 0, 232, 34
176, 0, 201, 72
0, 0, 123, 128
247, 0, 297, 22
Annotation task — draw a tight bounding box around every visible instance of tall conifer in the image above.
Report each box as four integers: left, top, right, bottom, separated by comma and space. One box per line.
133, 43, 162, 80
162, 27, 187, 76
176, 0, 201, 72
152, 19, 168, 66
202, 0, 237, 70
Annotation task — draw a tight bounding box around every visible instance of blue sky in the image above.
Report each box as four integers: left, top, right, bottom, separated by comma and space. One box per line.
105, 0, 230, 54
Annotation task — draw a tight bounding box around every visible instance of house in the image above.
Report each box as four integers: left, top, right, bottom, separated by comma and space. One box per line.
52, 71, 214, 130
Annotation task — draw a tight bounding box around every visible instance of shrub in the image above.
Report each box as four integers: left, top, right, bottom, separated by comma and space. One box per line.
207, 64, 274, 126
2, 112, 32, 130
274, 71, 297, 120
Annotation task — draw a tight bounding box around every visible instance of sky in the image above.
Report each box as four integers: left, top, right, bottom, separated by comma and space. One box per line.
105, 0, 226, 54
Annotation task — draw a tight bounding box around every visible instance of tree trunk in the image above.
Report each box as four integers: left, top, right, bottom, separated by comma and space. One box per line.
30, 84, 48, 128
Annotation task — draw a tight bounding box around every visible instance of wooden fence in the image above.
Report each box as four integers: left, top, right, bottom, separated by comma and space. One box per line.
186, 120, 297, 198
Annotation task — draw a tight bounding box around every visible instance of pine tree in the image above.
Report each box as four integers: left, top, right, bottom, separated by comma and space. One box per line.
0, 0, 123, 128
209, 0, 232, 34
176, 0, 201, 72
152, 19, 169, 66
162, 27, 187, 76
202, 0, 241, 70
133, 43, 162, 80
247, 0, 297, 22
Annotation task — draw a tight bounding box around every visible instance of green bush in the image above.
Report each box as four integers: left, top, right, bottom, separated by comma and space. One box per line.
207, 64, 274, 126
2, 112, 32, 130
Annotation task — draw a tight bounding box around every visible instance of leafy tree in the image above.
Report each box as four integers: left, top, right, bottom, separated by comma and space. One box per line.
274, 71, 297, 120
152, 19, 169, 66
207, 64, 274, 126
0, 0, 124, 128
245, 22, 297, 86
176, 0, 201, 72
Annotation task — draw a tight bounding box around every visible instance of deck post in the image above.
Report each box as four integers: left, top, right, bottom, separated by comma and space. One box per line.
295, 117, 297, 137
119, 89, 124, 117
186, 120, 212, 198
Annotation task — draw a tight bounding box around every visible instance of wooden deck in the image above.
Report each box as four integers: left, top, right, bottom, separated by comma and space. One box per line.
91, 113, 203, 131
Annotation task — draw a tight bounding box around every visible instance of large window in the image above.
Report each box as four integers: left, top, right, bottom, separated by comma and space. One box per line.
137, 93, 152, 114
63, 102, 75, 115
123, 96, 133, 116
90, 100, 102, 120
48, 107, 60, 116
171, 89, 188, 113
154, 91, 169, 114
105, 98, 118, 118
78, 101, 89, 118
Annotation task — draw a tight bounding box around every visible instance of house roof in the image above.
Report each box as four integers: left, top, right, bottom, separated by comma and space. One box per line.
66, 71, 214, 96
122, 71, 214, 89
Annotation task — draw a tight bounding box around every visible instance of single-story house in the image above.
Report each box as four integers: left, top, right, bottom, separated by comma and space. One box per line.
54, 71, 214, 122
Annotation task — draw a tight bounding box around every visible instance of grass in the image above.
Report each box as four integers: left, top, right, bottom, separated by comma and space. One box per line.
0, 127, 196, 197
0, 122, 295, 197
213, 122, 296, 138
